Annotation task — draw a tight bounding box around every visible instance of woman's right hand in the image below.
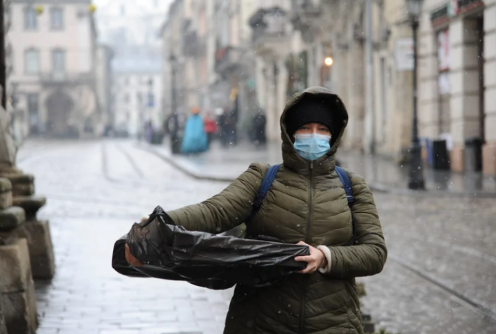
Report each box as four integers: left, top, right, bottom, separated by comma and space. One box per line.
125, 243, 143, 267
124, 215, 149, 267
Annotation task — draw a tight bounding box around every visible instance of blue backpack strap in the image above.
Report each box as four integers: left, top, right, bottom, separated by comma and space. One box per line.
335, 166, 354, 204
253, 164, 281, 210
246, 164, 281, 225
335, 166, 357, 245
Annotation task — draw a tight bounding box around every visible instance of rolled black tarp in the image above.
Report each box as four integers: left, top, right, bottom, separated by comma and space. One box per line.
112, 206, 310, 290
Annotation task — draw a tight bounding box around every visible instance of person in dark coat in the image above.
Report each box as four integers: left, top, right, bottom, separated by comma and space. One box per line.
252, 110, 267, 145
126, 87, 387, 334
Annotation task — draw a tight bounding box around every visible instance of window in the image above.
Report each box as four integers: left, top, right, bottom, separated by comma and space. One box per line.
147, 93, 155, 107
52, 49, 66, 74
50, 8, 64, 30
25, 49, 40, 74
24, 7, 37, 30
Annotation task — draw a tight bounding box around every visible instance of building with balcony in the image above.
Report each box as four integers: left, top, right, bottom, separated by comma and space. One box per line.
7, 0, 100, 138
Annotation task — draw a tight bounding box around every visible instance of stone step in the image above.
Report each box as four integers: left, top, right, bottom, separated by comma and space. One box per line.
0, 207, 25, 232
0, 173, 34, 186
12, 184, 35, 197
0, 178, 11, 193
0, 238, 38, 334
2, 221, 55, 280
0, 174, 35, 197
0, 178, 12, 210
13, 196, 46, 221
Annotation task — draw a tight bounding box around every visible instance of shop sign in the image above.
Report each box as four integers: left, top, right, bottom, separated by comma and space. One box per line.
395, 38, 413, 71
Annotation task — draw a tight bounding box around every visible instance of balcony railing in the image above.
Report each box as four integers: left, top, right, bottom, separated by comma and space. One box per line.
214, 46, 241, 74
40, 72, 94, 85
249, 7, 287, 44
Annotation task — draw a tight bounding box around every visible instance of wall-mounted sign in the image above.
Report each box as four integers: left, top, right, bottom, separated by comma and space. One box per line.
395, 38, 413, 71
431, 0, 484, 27
437, 29, 450, 71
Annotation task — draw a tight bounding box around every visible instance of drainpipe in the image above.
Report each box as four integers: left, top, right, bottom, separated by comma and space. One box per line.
365, 0, 376, 154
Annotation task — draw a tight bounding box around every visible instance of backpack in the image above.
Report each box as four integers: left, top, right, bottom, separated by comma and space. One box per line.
246, 164, 357, 245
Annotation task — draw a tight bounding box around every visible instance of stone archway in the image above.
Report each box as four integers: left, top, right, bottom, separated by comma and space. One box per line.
45, 91, 74, 137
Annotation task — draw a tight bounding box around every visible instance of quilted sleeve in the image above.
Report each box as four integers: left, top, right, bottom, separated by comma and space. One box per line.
325, 171, 388, 278
166, 163, 268, 234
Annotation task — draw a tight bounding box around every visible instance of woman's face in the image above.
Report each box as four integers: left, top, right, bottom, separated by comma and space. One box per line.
294, 123, 331, 136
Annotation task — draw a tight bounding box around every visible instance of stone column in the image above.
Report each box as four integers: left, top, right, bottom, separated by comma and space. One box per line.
449, 18, 482, 172
0, 106, 54, 280
483, 3, 496, 175
348, 39, 366, 151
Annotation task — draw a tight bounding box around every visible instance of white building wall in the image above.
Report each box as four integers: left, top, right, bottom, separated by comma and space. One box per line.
8, 1, 98, 137
112, 72, 162, 137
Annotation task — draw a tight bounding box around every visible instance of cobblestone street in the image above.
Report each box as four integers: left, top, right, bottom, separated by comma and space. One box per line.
17, 139, 496, 334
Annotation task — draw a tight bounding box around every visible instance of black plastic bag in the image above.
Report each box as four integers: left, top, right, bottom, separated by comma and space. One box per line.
112, 206, 310, 290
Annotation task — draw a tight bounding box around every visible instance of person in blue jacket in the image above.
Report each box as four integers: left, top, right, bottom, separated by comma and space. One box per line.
181, 107, 208, 154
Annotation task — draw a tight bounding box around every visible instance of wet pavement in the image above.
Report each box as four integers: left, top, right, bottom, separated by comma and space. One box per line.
146, 139, 496, 196
16, 138, 496, 334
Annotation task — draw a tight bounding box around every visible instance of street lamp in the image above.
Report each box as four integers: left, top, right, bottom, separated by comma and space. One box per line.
168, 53, 181, 154
324, 57, 334, 67
406, 0, 425, 190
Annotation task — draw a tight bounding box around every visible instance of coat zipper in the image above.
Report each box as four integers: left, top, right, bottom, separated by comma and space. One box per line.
299, 161, 314, 334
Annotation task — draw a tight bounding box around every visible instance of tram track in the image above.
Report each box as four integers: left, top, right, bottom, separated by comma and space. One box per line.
388, 254, 496, 322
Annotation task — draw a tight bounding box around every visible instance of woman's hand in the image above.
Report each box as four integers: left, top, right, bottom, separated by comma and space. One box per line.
294, 241, 327, 274
124, 215, 150, 267
125, 244, 143, 267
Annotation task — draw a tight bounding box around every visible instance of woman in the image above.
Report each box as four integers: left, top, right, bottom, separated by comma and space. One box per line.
127, 87, 387, 334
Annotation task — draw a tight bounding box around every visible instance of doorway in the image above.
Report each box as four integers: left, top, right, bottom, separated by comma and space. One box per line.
46, 91, 74, 137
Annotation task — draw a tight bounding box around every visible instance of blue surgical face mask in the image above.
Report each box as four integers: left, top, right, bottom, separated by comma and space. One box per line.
294, 133, 332, 161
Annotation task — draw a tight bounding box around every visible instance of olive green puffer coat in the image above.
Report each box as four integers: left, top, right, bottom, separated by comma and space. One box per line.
167, 87, 387, 334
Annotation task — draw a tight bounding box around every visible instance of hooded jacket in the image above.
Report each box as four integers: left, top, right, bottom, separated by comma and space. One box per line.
167, 87, 387, 334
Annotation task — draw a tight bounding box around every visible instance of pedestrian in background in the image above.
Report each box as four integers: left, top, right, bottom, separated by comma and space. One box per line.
219, 108, 236, 147
126, 86, 387, 333
181, 107, 208, 154
203, 111, 217, 149
144, 120, 153, 143
251, 110, 267, 146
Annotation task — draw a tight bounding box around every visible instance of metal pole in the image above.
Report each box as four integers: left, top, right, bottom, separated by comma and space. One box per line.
408, 20, 425, 190
169, 55, 179, 153
0, 0, 6, 109
0, 1, 10, 331
365, 0, 375, 154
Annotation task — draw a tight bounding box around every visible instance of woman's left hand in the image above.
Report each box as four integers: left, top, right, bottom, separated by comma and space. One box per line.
294, 241, 326, 274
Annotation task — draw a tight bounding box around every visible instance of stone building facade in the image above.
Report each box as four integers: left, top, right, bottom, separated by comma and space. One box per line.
160, 0, 496, 175
417, 0, 496, 175
8, 0, 100, 138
